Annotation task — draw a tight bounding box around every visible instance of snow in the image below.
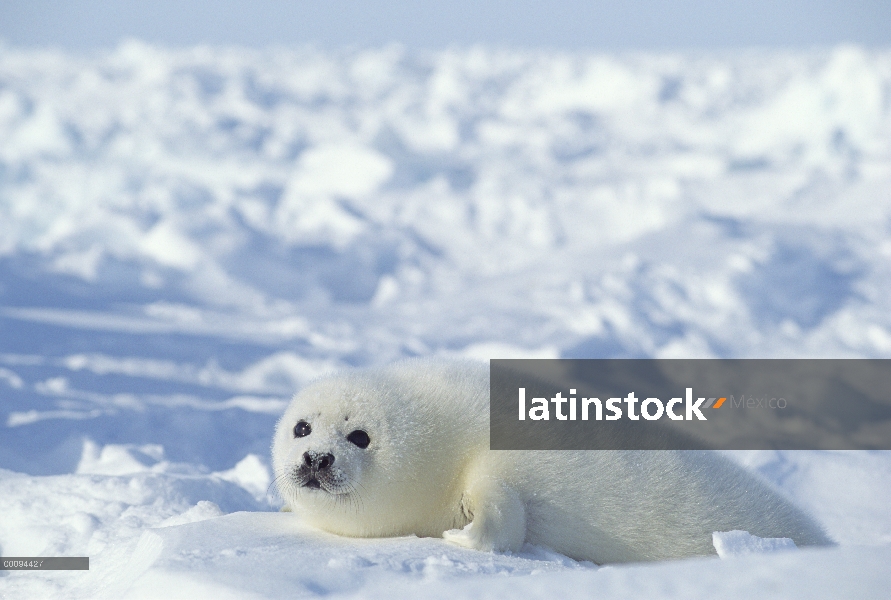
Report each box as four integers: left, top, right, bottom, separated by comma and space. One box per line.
1, 41, 890, 598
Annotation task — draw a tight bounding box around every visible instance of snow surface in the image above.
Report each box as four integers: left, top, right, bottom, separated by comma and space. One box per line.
1, 41, 890, 598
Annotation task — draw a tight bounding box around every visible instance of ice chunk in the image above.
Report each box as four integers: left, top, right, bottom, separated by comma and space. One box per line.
712, 530, 797, 558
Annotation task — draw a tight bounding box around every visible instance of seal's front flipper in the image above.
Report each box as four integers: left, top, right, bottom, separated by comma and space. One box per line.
443, 481, 525, 553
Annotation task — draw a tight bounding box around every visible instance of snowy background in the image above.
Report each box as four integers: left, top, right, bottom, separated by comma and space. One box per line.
1, 41, 891, 598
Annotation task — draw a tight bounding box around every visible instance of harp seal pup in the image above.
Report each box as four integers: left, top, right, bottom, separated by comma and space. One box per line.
271, 359, 830, 563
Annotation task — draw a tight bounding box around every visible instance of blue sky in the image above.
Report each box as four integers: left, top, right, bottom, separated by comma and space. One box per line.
1, 0, 889, 50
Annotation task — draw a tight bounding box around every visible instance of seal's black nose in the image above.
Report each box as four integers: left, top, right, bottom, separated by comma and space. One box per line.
303, 451, 335, 470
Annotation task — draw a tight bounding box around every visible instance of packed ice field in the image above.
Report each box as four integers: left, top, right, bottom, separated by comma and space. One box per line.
0, 42, 890, 598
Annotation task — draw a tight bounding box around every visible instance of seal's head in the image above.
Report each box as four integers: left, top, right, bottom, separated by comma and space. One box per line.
272, 360, 488, 538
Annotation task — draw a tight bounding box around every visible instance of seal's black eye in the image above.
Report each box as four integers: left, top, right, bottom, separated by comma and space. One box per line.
293, 421, 311, 438
347, 429, 370, 448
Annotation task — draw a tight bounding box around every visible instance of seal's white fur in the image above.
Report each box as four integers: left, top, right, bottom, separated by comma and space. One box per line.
272, 359, 830, 563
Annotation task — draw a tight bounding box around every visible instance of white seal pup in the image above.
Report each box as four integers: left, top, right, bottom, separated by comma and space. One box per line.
272, 359, 830, 563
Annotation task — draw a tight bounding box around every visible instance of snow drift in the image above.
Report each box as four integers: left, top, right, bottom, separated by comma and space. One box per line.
1, 41, 890, 598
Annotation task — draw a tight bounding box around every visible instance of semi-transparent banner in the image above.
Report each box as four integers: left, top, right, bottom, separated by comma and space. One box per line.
490, 359, 891, 450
